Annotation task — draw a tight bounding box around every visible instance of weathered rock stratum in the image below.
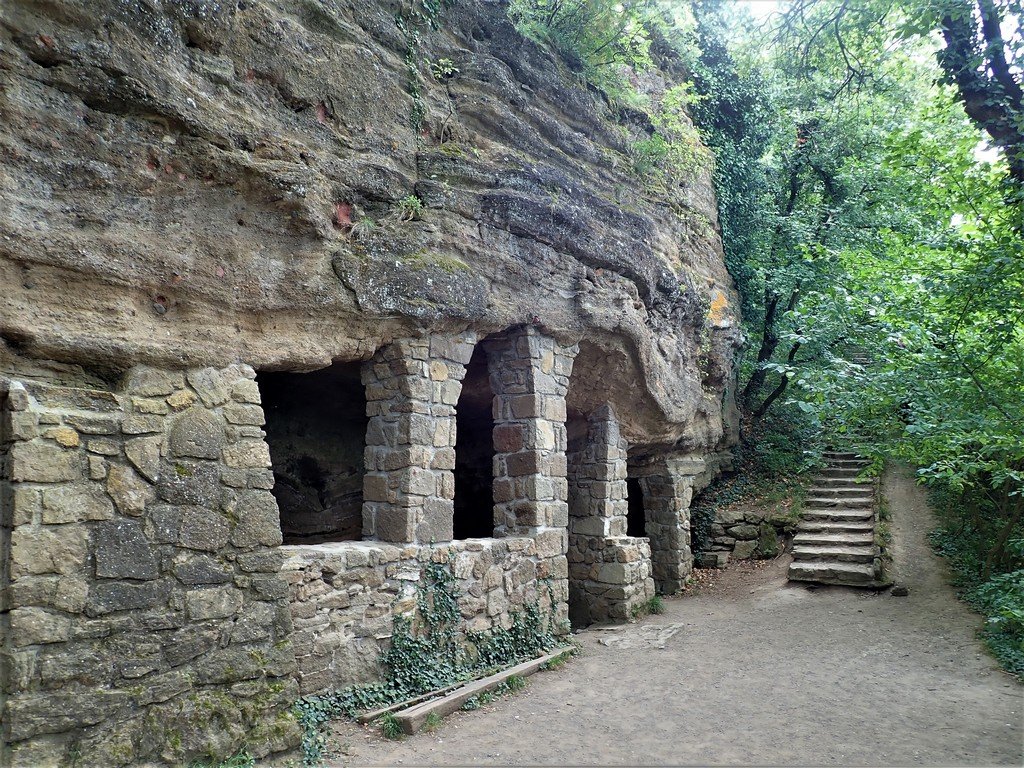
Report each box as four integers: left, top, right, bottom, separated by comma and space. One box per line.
1, 0, 740, 448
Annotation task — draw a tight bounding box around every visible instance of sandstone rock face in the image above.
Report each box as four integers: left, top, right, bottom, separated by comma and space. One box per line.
0, 0, 740, 449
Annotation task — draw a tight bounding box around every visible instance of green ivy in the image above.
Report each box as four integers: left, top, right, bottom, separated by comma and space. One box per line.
292, 559, 562, 765
396, 0, 455, 131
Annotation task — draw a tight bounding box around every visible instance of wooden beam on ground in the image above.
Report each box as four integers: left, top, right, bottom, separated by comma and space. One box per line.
393, 647, 572, 735
357, 679, 469, 724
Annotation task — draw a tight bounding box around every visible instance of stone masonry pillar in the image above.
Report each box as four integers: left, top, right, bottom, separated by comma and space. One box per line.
484, 327, 577, 539
633, 454, 706, 594
361, 333, 475, 544
567, 404, 654, 623
569, 404, 628, 538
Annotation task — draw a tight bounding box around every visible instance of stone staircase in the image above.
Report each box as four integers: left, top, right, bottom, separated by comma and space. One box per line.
788, 450, 882, 587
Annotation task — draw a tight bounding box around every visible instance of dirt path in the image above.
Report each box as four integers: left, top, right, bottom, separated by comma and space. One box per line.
320, 465, 1022, 766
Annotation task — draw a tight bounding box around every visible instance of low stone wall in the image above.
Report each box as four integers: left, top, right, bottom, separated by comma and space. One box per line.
706, 508, 782, 561
0, 369, 299, 767
568, 536, 653, 623
281, 535, 569, 694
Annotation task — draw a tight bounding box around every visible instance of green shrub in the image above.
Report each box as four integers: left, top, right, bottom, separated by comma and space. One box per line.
508, 0, 655, 94
187, 753, 255, 768
379, 712, 404, 740
395, 195, 424, 221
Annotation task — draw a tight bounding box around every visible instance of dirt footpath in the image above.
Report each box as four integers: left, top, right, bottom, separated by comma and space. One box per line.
323, 465, 1023, 766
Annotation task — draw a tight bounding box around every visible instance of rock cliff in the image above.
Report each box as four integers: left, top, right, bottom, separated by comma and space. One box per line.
1, 0, 741, 451
0, 1, 743, 763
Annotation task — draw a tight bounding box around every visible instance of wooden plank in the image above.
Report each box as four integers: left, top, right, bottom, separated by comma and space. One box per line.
357, 662, 513, 723
356, 680, 467, 724
393, 647, 572, 734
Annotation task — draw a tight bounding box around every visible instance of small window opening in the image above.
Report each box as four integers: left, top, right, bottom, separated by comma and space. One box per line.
258, 362, 367, 544
626, 476, 646, 537
453, 344, 495, 539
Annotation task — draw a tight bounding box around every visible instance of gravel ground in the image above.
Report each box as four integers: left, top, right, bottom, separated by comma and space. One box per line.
316, 464, 1023, 766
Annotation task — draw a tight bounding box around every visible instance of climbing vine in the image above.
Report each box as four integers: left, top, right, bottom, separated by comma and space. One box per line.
292, 558, 563, 765
396, 0, 455, 131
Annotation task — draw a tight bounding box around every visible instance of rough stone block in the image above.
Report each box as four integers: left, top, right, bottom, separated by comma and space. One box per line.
535, 528, 567, 558
186, 586, 244, 620
430, 447, 456, 471
88, 455, 107, 481
186, 367, 233, 407
121, 414, 164, 435
10, 441, 80, 483
86, 438, 119, 456
7, 410, 39, 441
400, 466, 436, 496
169, 408, 224, 459
373, 507, 416, 543
41, 483, 114, 524
571, 515, 607, 537
11, 526, 89, 578
231, 378, 262, 405
166, 389, 197, 410
125, 436, 162, 482
9, 607, 73, 647
223, 403, 265, 426
107, 463, 156, 516
733, 539, 757, 560
236, 550, 285, 573
125, 367, 184, 397
85, 581, 169, 617
228, 490, 283, 549
94, 520, 159, 580
133, 396, 170, 415
222, 440, 272, 469
156, 461, 220, 507
179, 508, 231, 552
171, 553, 233, 586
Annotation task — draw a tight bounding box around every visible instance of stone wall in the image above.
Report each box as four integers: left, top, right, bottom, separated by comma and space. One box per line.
567, 406, 654, 625
281, 536, 567, 694
0, 370, 299, 767
0, 329, 730, 765
703, 506, 782, 565
629, 452, 732, 593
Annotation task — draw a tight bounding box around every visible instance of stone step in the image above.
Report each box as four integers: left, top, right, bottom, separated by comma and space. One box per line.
788, 560, 877, 586
805, 496, 874, 508
808, 486, 874, 496
818, 470, 865, 481
822, 451, 861, 460
827, 459, 871, 469
793, 531, 875, 546
813, 476, 871, 485
801, 508, 875, 523
792, 544, 877, 564
797, 520, 875, 533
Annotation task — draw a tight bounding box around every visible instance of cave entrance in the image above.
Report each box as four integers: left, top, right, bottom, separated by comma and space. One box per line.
453, 343, 495, 539
626, 476, 646, 537
257, 362, 367, 544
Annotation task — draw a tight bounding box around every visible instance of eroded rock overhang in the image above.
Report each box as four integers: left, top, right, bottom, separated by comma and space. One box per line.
0, 0, 741, 451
